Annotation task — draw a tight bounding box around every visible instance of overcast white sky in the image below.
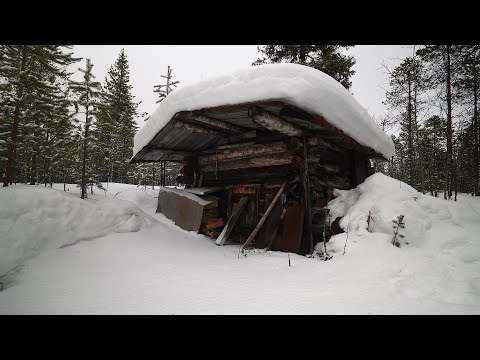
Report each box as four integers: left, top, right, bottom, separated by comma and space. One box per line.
72, 45, 414, 128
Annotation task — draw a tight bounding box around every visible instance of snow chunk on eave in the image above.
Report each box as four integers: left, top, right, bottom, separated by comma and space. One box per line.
133, 63, 395, 160
158, 187, 213, 206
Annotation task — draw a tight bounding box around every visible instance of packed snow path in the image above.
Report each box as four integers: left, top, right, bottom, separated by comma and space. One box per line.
1, 177, 479, 314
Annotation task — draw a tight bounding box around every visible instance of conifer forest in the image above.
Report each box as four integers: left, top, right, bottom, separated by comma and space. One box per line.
1, 45, 479, 200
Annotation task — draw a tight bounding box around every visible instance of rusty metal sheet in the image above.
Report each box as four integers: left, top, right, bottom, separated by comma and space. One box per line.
156, 191, 206, 232
256, 205, 283, 249
272, 205, 305, 254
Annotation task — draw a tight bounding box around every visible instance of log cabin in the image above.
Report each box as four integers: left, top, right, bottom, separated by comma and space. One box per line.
130, 63, 394, 255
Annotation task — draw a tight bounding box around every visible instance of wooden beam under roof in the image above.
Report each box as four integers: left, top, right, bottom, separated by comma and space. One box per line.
174, 121, 227, 136
187, 111, 248, 134
248, 106, 305, 137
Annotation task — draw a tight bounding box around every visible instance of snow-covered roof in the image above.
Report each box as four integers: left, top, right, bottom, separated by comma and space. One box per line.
133, 63, 394, 160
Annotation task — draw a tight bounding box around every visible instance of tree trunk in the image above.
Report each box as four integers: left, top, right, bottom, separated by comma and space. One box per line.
81, 62, 90, 199
474, 61, 479, 195
152, 163, 155, 190
299, 45, 307, 65
445, 45, 453, 200
407, 77, 414, 187
44, 129, 49, 187
4, 46, 27, 187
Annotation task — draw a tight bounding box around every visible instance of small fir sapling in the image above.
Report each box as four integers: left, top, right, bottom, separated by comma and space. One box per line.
392, 214, 405, 247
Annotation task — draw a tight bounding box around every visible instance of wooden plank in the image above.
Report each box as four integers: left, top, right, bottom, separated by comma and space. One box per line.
256, 205, 283, 249
204, 218, 224, 230
303, 136, 313, 254
249, 106, 305, 137
242, 181, 287, 251
216, 196, 249, 246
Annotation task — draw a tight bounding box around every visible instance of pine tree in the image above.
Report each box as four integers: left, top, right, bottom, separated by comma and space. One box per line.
70, 58, 102, 199
153, 65, 179, 103
417, 116, 447, 195
0, 45, 79, 187
253, 45, 356, 89
455, 45, 480, 195
95, 49, 140, 184
417, 45, 461, 200
392, 215, 405, 247
384, 56, 425, 189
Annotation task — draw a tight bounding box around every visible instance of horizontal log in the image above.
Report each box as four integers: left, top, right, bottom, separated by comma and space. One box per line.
133, 148, 192, 162
202, 164, 293, 178
319, 163, 341, 173
204, 177, 286, 187
174, 121, 226, 136
201, 153, 293, 172
198, 142, 287, 166
188, 112, 247, 134
306, 136, 343, 152
310, 176, 351, 189
249, 107, 304, 137
216, 142, 256, 150
309, 163, 342, 174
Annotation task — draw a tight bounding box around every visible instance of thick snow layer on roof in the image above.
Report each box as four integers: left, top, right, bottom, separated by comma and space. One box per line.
133, 63, 394, 160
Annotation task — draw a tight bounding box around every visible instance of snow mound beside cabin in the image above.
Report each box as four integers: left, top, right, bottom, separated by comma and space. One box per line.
133, 63, 395, 160
322, 173, 480, 309
325, 172, 480, 252
327, 173, 433, 245
0, 185, 156, 276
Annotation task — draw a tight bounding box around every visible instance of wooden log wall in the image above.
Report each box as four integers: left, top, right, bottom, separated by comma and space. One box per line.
176, 126, 365, 253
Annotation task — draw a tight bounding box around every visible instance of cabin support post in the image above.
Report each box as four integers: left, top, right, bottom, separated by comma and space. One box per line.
303, 136, 313, 254
162, 160, 166, 186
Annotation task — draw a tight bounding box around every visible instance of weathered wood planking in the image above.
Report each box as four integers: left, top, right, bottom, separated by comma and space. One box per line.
215, 196, 249, 246
249, 106, 305, 137
201, 153, 293, 172
242, 181, 287, 251
198, 142, 287, 166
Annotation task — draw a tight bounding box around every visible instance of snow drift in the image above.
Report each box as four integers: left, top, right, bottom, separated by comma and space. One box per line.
133, 63, 395, 160
0, 185, 156, 277
326, 173, 432, 246
1, 178, 479, 313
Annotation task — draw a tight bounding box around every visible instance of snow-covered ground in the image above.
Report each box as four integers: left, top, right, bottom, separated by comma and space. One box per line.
1, 175, 479, 314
